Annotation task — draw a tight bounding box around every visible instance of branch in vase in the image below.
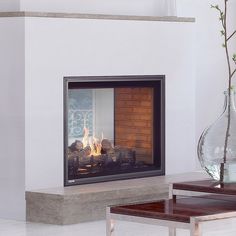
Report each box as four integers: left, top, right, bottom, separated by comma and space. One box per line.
232, 54, 236, 78
211, 5, 225, 28
220, 0, 230, 183
233, 54, 236, 63
211, 1, 236, 183
232, 69, 236, 78
223, 0, 232, 81
227, 30, 236, 41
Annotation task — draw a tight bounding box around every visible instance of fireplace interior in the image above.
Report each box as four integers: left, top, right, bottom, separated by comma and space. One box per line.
64, 76, 165, 185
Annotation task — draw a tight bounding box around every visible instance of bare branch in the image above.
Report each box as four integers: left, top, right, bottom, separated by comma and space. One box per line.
231, 69, 236, 78
227, 30, 236, 41
220, 0, 232, 183
223, 0, 231, 82
212, 1, 236, 183
211, 4, 225, 28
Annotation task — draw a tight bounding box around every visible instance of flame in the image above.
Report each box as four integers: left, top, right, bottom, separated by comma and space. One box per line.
82, 127, 89, 147
82, 127, 102, 156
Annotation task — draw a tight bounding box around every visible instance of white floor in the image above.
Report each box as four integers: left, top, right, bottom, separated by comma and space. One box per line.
1, 218, 236, 236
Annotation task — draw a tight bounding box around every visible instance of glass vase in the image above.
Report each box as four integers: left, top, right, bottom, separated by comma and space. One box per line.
198, 90, 236, 183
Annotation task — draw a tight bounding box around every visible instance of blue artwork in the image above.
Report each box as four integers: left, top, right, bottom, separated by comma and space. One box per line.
68, 89, 93, 138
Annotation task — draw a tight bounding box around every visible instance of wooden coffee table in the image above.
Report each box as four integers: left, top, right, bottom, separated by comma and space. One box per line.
107, 181, 236, 236
171, 179, 236, 198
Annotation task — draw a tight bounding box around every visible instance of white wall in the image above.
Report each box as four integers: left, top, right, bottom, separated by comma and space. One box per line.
21, 0, 176, 16
177, 0, 236, 168
0, 18, 25, 220
0, 0, 20, 11
24, 17, 195, 190
0, 0, 176, 16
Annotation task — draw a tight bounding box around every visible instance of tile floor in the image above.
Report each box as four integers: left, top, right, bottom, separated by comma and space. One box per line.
1, 218, 236, 236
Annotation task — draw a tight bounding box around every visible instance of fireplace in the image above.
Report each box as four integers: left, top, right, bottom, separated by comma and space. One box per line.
64, 75, 165, 186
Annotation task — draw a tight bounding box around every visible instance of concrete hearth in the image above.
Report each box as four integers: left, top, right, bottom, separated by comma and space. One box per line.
26, 172, 207, 225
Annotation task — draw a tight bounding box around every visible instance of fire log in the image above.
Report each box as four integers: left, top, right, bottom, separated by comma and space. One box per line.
115, 147, 136, 165
68, 139, 136, 171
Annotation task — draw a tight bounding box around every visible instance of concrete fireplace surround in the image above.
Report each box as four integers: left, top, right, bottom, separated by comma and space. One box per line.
0, 10, 196, 220
26, 172, 207, 224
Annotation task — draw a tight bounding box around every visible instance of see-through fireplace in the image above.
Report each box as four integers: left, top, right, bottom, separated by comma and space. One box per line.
64, 75, 165, 186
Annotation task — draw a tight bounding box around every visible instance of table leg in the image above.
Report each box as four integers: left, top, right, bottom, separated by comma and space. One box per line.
190, 221, 201, 236
169, 227, 176, 236
106, 207, 115, 236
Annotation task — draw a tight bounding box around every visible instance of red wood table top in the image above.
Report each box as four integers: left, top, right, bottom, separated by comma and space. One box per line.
173, 180, 236, 195
110, 196, 236, 223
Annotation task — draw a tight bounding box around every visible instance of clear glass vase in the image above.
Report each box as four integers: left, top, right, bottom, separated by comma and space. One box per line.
198, 90, 236, 183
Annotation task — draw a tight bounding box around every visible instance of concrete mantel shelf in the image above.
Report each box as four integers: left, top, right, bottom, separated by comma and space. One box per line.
0, 11, 195, 22
26, 172, 208, 225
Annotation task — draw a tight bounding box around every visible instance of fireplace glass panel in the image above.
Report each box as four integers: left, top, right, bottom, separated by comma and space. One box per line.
68, 88, 114, 147
64, 76, 165, 185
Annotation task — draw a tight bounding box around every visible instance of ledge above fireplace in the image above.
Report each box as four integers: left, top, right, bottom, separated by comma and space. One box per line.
0, 11, 195, 23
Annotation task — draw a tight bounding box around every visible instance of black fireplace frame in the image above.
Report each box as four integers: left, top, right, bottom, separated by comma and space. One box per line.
64, 75, 165, 186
